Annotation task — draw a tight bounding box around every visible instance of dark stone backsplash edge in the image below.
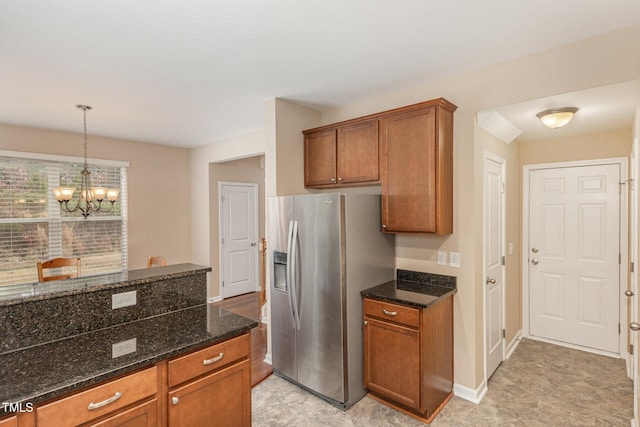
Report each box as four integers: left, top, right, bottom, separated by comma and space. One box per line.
397, 269, 457, 289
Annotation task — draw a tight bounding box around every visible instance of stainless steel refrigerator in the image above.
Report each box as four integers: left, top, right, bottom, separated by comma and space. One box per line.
268, 191, 394, 409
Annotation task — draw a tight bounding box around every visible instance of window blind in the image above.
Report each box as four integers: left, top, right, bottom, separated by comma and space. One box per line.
0, 154, 128, 285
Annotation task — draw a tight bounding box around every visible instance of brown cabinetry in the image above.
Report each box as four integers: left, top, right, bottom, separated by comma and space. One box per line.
36, 366, 158, 427
167, 333, 251, 427
302, 98, 456, 234
304, 119, 379, 187
380, 99, 456, 234
0, 416, 17, 427
363, 296, 453, 423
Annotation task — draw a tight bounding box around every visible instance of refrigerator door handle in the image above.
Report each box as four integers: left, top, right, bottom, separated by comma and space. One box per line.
286, 220, 298, 329
290, 220, 301, 330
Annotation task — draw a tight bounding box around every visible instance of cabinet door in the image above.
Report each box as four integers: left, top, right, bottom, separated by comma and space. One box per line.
88, 399, 158, 427
168, 360, 250, 427
380, 106, 437, 233
337, 119, 379, 184
304, 128, 337, 186
364, 317, 420, 411
0, 416, 17, 427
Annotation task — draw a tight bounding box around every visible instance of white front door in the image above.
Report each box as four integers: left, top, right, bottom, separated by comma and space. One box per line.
529, 164, 620, 353
220, 182, 259, 299
484, 153, 505, 379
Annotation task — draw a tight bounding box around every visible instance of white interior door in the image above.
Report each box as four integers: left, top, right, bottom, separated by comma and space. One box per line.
529, 164, 620, 353
484, 153, 505, 379
220, 182, 258, 299
630, 140, 639, 423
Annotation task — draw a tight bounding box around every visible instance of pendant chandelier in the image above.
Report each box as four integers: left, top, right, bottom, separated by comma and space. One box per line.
53, 104, 119, 218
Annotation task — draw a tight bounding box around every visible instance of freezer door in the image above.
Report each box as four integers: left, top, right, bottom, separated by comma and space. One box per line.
267, 196, 297, 381
293, 193, 347, 403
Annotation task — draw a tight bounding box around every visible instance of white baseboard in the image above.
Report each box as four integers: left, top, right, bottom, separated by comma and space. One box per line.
505, 329, 523, 359
264, 353, 272, 365
261, 304, 268, 324
207, 296, 223, 303
630, 418, 637, 427
453, 380, 487, 404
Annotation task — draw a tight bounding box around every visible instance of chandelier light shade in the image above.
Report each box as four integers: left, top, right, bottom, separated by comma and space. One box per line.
53, 104, 119, 218
536, 107, 579, 129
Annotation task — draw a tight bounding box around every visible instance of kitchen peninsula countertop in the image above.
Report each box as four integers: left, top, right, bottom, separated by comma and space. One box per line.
0, 304, 257, 413
361, 269, 457, 308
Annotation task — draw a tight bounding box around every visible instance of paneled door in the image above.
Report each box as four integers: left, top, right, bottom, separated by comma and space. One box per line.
220, 182, 258, 299
529, 164, 620, 353
484, 154, 505, 379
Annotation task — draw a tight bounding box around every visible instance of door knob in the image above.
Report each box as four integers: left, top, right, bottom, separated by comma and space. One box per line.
630, 322, 640, 331
531, 247, 539, 253
531, 259, 539, 265
625, 289, 635, 297
172, 397, 179, 405
486, 277, 496, 285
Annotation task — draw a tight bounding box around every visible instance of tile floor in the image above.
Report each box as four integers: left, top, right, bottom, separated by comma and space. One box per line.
252, 338, 633, 426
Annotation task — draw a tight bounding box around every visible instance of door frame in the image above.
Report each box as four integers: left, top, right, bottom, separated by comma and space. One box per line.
218, 181, 260, 299
522, 157, 629, 359
483, 151, 507, 381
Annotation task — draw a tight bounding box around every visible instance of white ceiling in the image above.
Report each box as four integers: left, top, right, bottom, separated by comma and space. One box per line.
1, 1, 640, 148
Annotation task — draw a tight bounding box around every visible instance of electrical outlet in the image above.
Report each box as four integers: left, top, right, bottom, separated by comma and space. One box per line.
449, 252, 460, 268
112, 290, 137, 309
437, 251, 447, 266
112, 338, 137, 358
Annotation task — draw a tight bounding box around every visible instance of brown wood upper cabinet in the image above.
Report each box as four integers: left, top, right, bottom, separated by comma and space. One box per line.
303, 98, 456, 234
380, 99, 456, 234
303, 119, 379, 187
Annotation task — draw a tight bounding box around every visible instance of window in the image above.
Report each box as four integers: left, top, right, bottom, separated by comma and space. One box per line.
0, 151, 128, 285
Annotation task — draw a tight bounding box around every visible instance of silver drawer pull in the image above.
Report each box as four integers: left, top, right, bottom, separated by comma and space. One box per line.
87, 392, 122, 410
382, 309, 397, 316
203, 352, 224, 365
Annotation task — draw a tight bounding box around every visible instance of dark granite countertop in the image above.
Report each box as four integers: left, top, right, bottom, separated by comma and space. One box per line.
0, 304, 257, 413
361, 269, 457, 308
0, 263, 212, 306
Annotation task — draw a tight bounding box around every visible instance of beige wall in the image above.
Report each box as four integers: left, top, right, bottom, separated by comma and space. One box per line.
520, 129, 632, 165
208, 156, 265, 298
0, 123, 191, 269
310, 24, 640, 393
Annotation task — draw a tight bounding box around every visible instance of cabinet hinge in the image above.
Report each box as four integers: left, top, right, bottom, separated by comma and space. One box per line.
502, 329, 506, 339
222, 281, 225, 287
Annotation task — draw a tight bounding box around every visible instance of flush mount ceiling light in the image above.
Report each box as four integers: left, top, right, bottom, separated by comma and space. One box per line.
53, 104, 119, 218
536, 107, 579, 129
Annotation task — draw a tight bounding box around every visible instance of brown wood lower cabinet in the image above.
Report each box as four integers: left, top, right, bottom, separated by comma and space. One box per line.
363, 296, 453, 423
8, 332, 251, 427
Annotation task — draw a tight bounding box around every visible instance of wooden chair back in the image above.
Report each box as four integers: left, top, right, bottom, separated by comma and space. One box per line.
37, 257, 81, 282
147, 256, 167, 268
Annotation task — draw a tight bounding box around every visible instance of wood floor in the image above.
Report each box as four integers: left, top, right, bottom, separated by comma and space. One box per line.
214, 291, 272, 387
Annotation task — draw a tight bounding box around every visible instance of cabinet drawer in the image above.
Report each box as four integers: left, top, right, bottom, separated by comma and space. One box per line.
36, 366, 157, 427
364, 298, 420, 328
168, 333, 250, 388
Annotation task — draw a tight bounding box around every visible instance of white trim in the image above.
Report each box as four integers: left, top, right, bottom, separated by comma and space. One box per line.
522, 157, 629, 358
264, 353, 272, 366
505, 329, 523, 359
453, 380, 488, 404
207, 296, 223, 303
526, 335, 621, 359
0, 149, 129, 167
482, 151, 507, 388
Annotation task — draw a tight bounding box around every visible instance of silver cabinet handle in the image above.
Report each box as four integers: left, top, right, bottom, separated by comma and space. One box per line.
630, 322, 640, 331
531, 247, 539, 253
330, 178, 336, 182
531, 259, 539, 265
172, 397, 179, 405
203, 352, 224, 365
338, 177, 343, 182
87, 392, 122, 411
363, 320, 368, 326
486, 277, 496, 285
251, 242, 257, 246
382, 224, 386, 229
382, 309, 397, 316
625, 290, 635, 297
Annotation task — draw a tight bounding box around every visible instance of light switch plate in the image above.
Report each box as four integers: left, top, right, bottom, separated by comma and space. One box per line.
112, 290, 137, 309
437, 251, 447, 266
449, 252, 460, 268
112, 338, 137, 358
